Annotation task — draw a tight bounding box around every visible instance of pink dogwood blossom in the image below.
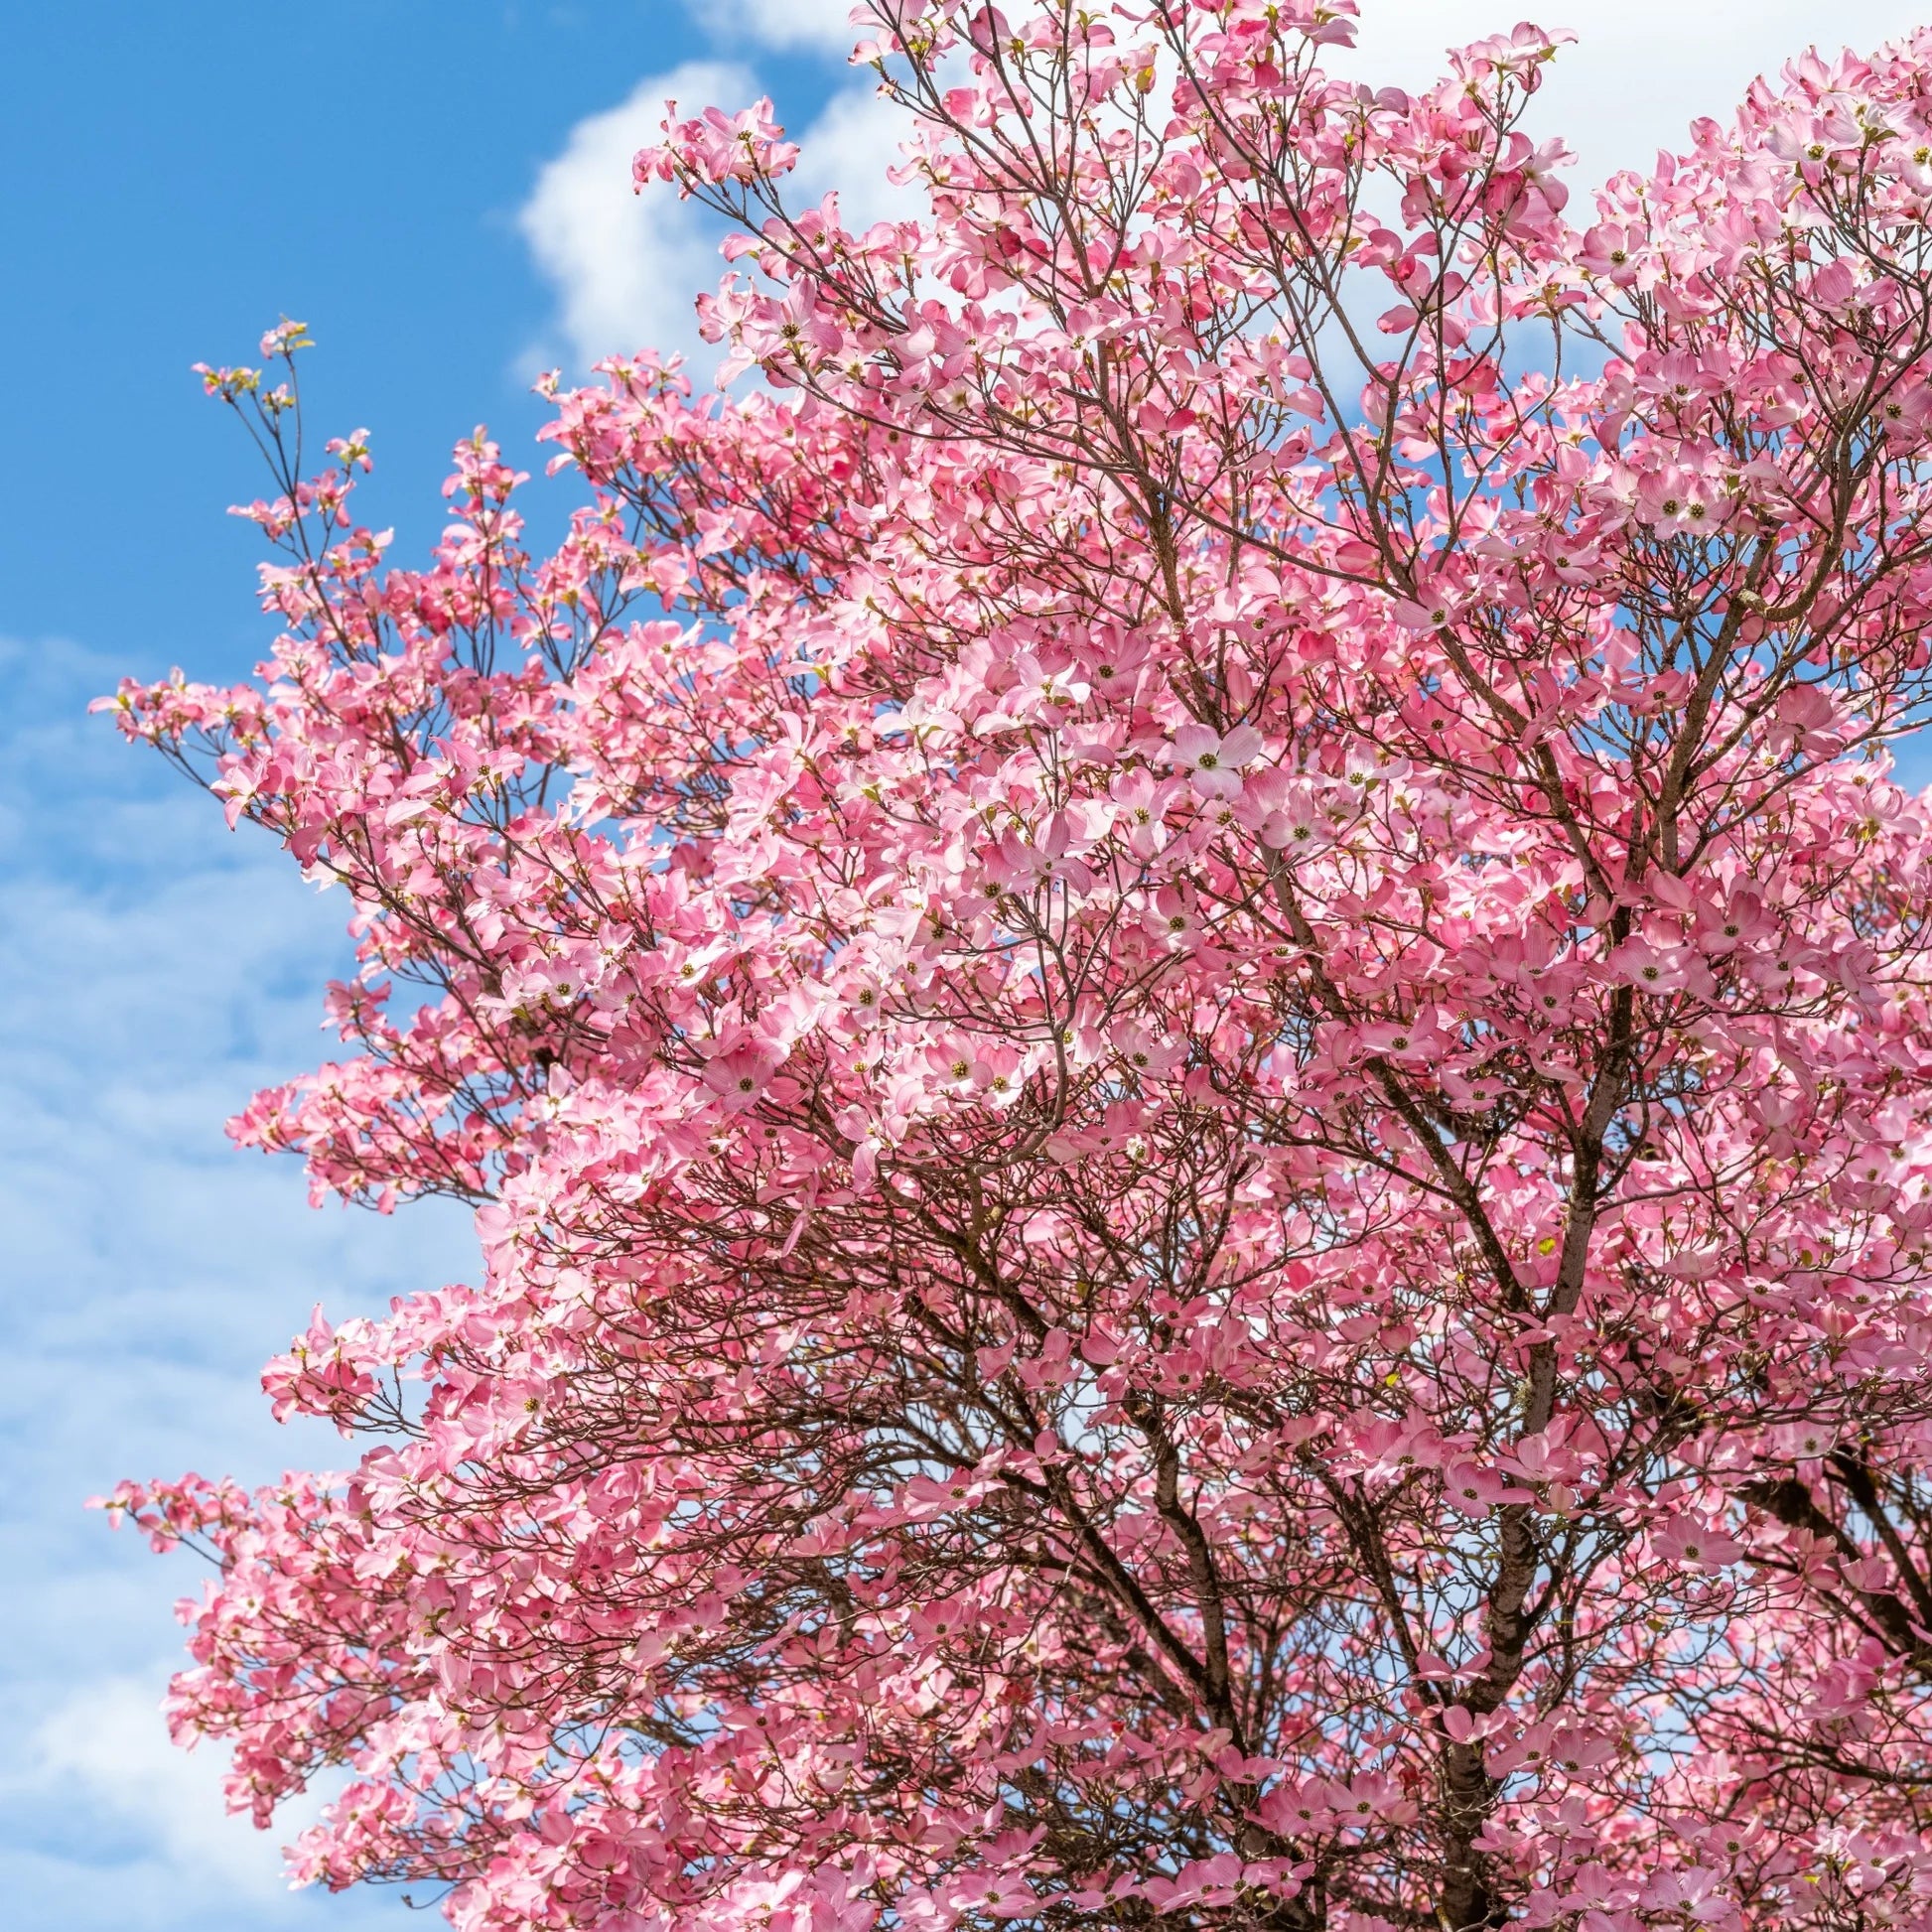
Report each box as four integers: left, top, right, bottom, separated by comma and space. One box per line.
95, 8, 1932, 1932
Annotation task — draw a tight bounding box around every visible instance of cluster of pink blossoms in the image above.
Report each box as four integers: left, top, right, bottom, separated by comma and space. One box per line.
97, 5, 1932, 1931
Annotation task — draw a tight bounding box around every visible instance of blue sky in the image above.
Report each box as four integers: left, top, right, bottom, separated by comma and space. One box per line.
3, 2, 1928, 1926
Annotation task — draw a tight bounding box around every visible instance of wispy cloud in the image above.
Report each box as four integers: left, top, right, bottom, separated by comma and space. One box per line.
0, 637, 472, 1929
31, 1679, 334, 1903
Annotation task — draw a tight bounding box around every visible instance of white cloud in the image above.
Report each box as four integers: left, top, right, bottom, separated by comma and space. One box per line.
793, 81, 921, 231
32, 1680, 307, 1898
518, 69, 912, 375
516, 60, 756, 375
0, 636, 473, 1930
1341, 1, 1928, 197
521, 2, 1932, 377
701, 0, 867, 58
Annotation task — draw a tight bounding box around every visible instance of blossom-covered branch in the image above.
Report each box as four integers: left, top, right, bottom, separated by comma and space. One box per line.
99, 6, 1932, 1930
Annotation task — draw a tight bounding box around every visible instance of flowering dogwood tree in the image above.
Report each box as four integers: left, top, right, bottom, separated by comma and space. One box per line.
101, 4, 1932, 1929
